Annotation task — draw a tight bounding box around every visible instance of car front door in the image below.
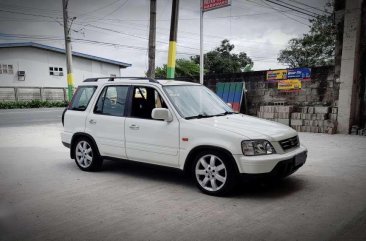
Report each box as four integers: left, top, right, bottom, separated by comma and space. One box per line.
124, 85, 179, 167
85, 85, 130, 159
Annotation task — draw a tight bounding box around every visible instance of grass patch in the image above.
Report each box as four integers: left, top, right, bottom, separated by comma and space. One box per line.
0, 100, 68, 109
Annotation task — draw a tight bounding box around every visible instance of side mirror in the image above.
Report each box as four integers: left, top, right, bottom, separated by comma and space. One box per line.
152, 108, 173, 122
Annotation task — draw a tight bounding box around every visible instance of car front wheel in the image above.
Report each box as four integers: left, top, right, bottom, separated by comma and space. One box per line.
74, 137, 102, 171
192, 150, 238, 196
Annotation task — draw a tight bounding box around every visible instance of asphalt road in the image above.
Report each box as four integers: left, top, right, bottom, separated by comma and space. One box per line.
1, 110, 366, 240
0, 108, 64, 127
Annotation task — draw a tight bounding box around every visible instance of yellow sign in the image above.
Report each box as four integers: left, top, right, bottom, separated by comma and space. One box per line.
266, 69, 288, 81
278, 79, 302, 90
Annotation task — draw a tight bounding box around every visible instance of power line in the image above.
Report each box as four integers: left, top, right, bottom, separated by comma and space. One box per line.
0, 3, 62, 15
0, 17, 60, 23
272, 0, 321, 17
262, 0, 318, 18
0, 32, 278, 62
77, 12, 289, 47
81, 20, 284, 55
0, 33, 64, 41
241, 0, 312, 22
0, 9, 59, 20
73, 39, 279, 62
79, 23, 201, 51
258, 0, 311, 26
0, 0, 304, 48
76, 8, 305, 22
82, 0, 130, 25
77, 0, 122, 18
290, 0, 331, 14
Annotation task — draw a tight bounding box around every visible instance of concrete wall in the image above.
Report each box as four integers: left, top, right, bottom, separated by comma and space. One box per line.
0, 47, 121, 88
192, 66, 338, 133
0, 87, 67, 102
336, 0, 364, 133
196, 66, 337, 116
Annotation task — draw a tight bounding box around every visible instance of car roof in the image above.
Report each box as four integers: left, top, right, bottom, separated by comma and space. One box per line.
78, 77, 200, 87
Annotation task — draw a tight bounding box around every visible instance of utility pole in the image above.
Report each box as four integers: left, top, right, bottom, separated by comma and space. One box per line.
167, 0, 179, 79
200, 0, 204, 84
199, 0, 231, 84
62, 0, 74, 101
147, 0, 157, 79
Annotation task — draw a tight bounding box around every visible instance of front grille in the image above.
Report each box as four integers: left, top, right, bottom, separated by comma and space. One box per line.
279, 136, 299, 150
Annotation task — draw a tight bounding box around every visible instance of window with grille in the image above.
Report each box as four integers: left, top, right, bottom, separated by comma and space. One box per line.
49, 66, 64, 76
0, 64, 14, 75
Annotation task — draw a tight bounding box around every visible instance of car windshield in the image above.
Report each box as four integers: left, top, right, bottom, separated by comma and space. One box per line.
163, 85, 234, 119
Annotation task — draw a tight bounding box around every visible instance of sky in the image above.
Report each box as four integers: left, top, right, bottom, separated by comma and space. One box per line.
0, 0, 328, 76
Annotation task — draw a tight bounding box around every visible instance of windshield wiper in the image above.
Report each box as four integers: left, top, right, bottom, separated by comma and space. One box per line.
185, 114, 214, 120
186, 111, 237, 119
213, 111, 237, 116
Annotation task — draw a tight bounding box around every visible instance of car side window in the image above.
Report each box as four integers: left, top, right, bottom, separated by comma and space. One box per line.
130, 86, 167, 119
69, 86, 97, 111
94, 86, 129, 117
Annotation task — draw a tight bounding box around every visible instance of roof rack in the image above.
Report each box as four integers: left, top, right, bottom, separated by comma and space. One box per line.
83, 77, 159, 84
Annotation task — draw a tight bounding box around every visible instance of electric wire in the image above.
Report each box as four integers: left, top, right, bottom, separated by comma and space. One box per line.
272, 0, 321, 17
262, 0, 318, 18
290, 0, 331, 14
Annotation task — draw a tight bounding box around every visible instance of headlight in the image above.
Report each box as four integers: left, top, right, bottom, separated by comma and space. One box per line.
241, 140, 276, 156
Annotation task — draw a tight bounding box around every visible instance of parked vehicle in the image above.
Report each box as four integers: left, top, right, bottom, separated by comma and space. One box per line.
61, 77, 307, 196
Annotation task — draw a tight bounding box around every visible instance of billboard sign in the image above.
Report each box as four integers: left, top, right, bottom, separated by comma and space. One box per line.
202, 0, 231, 12
266, 69, 287, 82
278, 79, 302, 91
287, 67, 311, 79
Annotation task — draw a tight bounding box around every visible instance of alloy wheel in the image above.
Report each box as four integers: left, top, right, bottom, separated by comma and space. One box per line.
195, 154, 227, 192
75, 141, 93, 168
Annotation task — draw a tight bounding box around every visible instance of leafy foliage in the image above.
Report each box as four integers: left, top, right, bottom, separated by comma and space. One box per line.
154, 58, 200, 78
191, 39, 253, 75
278, 1, 336, 68
154, 39, 253, 78
0, 100, 68, 109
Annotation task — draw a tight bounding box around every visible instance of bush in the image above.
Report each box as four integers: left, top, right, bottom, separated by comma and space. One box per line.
0, 100, 68, 109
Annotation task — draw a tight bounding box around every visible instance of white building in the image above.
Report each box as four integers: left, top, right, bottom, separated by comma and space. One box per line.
0, 42, 131, 88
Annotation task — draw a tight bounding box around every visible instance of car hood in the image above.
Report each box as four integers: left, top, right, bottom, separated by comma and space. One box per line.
192, 114, 297, 141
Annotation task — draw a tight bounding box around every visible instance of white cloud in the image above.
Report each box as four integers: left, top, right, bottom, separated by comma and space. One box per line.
0, 0, 326, 77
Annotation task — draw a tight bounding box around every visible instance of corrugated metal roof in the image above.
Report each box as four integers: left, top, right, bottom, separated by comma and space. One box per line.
0, 42, 132, 68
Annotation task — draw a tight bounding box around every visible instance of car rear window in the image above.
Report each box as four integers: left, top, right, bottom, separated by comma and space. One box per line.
69, 86, 97, 111
94, 86, 129, 117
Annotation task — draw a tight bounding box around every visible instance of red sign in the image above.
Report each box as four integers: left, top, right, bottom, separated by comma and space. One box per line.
202, 0, 231, 12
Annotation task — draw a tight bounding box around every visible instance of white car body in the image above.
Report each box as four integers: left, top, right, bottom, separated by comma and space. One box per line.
62, 78, 307, 178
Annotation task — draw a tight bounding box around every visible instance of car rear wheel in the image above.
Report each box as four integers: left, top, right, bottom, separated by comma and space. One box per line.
192, 150, 238, 196
74, 137, 102, 171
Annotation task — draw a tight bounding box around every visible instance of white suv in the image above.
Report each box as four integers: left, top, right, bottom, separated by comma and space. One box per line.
61, 77, 307, 196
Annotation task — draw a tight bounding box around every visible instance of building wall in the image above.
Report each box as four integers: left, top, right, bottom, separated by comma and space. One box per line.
179, 66, 337, 115
183, 66, 338, 133
0, 47, 121, 88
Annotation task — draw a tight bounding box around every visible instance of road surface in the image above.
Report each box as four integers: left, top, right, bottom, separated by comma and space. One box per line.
0, 109, 366, 240
0, 108, 64, 127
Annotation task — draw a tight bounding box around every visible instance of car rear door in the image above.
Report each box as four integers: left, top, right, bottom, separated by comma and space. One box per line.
85, 84, 130, 159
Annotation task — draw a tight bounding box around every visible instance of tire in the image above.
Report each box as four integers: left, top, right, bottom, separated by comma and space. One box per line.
192, 150, 238, 196
73, 137, 103, 171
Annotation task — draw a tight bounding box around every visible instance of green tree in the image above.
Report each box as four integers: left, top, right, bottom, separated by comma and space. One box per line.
154, 58, 200, 78
191, 39, 253, 75
278, 1, 335, 68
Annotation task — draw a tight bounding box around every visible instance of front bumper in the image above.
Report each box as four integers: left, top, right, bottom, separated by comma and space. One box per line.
233, 145, 307, 174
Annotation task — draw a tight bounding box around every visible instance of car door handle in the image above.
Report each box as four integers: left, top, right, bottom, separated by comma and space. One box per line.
89, 119, 96, 125
129, 124, 139, 130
